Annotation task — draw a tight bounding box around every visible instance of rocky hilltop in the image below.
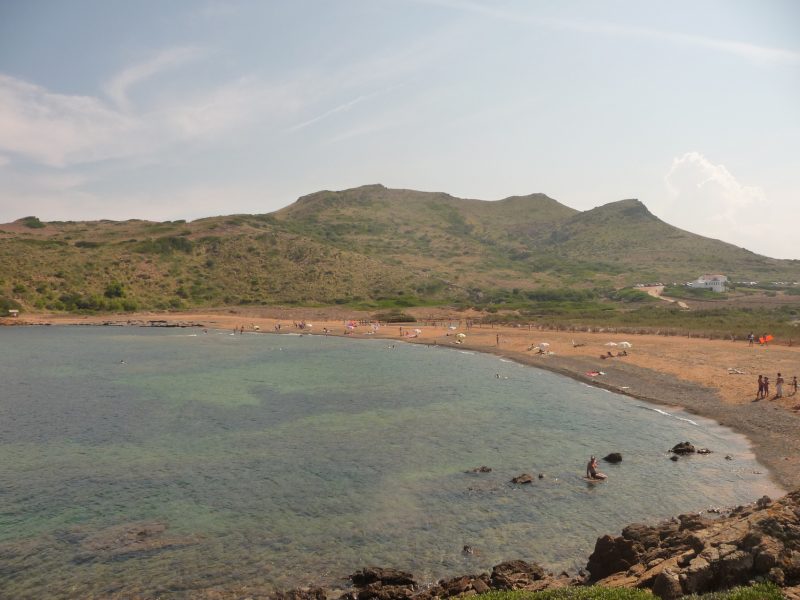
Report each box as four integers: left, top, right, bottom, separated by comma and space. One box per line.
272, 490, 800, 600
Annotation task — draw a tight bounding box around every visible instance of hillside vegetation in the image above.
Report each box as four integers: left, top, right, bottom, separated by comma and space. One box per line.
1, 185, 798, 321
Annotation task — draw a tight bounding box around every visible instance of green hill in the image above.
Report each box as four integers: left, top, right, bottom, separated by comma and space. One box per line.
0, 185, 798, 314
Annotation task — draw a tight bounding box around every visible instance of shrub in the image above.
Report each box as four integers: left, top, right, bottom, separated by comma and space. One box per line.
20, 216, 45, 228
104, 282, 125, 298
133, 236, 194, 255
609, 288, 655, 303
0, 296, 22, 314
372, 310, 416, 323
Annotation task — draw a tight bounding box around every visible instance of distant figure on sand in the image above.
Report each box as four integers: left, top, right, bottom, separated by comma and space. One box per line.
748, 332, 754, 346
775, 373, 785, 398
756, 375, 764, 400
792, 376, 798, 396
764, 376, 770, 398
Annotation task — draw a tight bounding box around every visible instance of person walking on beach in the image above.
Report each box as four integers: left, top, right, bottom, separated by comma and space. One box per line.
775, 373, 785, 398
756, 375, 764, 400
792, 376, 798, 396
748, 332, 754, 346
763, 376, 770, 399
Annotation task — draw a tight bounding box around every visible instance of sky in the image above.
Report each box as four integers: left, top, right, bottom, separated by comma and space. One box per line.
0, 0, 798, 259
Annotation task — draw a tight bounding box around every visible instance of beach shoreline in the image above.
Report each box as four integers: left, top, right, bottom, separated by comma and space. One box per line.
6, 307, 800, 492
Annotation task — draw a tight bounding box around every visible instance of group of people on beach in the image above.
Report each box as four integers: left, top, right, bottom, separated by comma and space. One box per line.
755, 373, 797, 400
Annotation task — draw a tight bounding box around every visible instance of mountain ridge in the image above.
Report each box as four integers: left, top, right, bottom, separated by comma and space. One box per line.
0, 185, 797, 313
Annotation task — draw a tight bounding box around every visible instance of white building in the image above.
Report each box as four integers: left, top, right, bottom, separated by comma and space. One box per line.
688, 274, 728, 292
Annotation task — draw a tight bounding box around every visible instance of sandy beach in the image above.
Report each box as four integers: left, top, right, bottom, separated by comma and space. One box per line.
8, 306, 800, 492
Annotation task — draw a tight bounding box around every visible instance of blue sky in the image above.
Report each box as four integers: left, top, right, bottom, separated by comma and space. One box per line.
0, 0, 798, 258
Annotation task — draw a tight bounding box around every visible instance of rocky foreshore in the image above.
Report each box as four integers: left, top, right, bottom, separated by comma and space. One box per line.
271, 490, 800, 600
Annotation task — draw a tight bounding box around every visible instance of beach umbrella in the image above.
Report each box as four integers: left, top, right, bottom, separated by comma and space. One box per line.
414, 328, 422, 334
604, 342, 618, 346
538, 342, 550, 348
619, 341, 632, 348
346, 324, 355, 330
448, 325, 457, 330
306, 323, 313, 328
456, 333, 466, 339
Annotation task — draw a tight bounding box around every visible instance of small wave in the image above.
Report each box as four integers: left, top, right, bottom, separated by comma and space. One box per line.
641, 406, 698, 426
458, 351, 475, 355
499, 358, 513, 363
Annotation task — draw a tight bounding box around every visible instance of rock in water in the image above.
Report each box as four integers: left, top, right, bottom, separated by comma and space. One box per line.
603, 453, 623, 463
671, 441, 696, 455
350, 567, 416, 587
511, 473, 534, 484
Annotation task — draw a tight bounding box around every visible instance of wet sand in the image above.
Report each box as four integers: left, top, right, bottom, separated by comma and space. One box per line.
9, 307, 800, 491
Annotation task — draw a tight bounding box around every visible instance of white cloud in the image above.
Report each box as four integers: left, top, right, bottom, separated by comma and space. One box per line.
104, 46, 206, 112
412, 0, 800, 66
658, 151, 780, 255
0, 75, 139, 167
0, 70, 299, 167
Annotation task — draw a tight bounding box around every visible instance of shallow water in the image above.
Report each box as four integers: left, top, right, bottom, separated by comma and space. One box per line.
0, 327, 783, 598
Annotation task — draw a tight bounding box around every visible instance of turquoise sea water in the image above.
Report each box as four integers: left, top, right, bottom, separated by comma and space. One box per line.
0, 327, 783, 598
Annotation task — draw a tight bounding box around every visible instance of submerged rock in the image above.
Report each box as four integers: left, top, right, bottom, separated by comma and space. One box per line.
603, 453, 623, 463
465, 466, 492, 473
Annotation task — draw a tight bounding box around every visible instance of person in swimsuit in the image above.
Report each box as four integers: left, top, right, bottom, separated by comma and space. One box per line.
586, 456, 600, 479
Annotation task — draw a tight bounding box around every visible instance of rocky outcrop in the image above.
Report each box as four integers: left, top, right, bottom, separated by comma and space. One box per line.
603, 453, 623, 463
340, 561, 573, 600
273, 490, 800, 600
590, 490, 800, 598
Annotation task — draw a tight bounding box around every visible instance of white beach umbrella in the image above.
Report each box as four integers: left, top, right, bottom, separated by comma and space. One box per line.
619, 341, 632, 348
456, 333, 466, 339
604, 342, 618, 346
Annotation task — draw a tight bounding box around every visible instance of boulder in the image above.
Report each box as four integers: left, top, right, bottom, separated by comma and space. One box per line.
350, 567, 416, 587
490, 560, 545, 589
586, 535, 642, 581
757, 495, 773, 509
651, 569, 683, 600
357, 584, 413, 600
603, 453, 623, 464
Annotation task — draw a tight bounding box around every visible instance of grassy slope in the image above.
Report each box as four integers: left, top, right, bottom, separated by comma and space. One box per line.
1, 184, 799, 314
476, 583, 781, 599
